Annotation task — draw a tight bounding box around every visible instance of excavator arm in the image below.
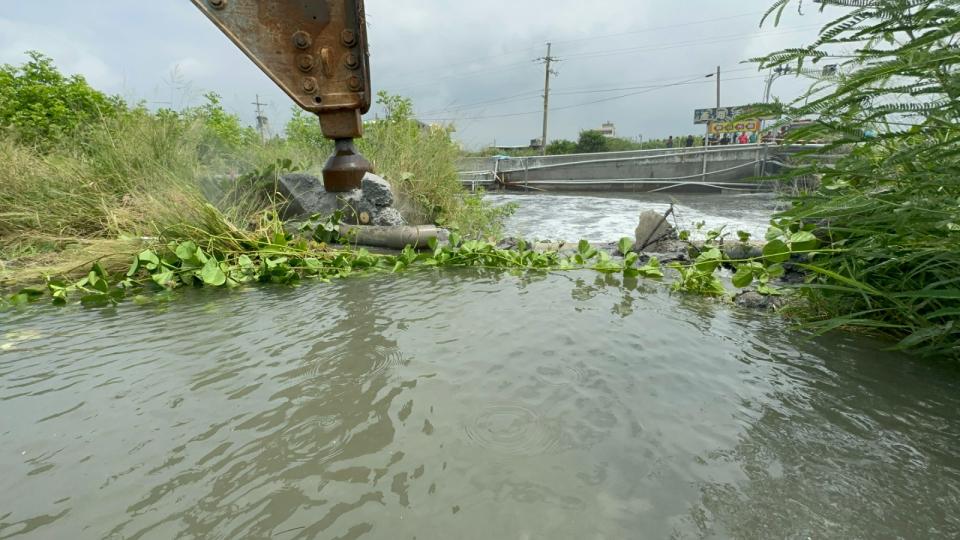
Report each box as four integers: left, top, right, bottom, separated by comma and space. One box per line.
190, 0, 372, 191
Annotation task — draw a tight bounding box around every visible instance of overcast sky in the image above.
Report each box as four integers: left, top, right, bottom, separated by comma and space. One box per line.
1, 1, 836, 149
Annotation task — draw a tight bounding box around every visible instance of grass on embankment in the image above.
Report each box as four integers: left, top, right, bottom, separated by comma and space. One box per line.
0, 112, 211, 240
1, 51, 509, 289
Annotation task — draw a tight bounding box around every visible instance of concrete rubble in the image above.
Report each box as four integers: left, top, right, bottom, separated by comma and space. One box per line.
278, 172, 406, 227
633, 210, 679, 252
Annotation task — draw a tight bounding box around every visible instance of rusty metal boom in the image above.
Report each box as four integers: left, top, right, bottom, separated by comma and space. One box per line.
190, 0, 372, 191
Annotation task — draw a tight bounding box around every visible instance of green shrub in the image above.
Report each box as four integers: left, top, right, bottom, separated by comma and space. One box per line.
546, 139, 577, 154
0, 51, 124, 149
576, 130, 609, 153
754, 0, 960, 358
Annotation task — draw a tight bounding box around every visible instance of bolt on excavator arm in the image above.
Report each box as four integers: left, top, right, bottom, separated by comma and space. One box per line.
190, 0, 372, 191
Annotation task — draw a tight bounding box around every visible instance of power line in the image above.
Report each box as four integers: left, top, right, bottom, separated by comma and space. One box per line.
561, 24, 823, 62
388, 61, 533, 92
551, 67, 759, 96
420, 74, 769, 122
418, 89, 543, 116
387, 25, 821, 93
549, 10, 768, 45
387, 9, 770, 82
416, 67, 760, 117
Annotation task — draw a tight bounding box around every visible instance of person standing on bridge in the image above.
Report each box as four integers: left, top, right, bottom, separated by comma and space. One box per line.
748, 131, 758, 144
666, 136, 674, 148
738, 132, 749, 145
685, 134, 694, 147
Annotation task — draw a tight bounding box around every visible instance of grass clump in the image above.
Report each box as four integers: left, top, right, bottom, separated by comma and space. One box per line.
752, 0, 960, 358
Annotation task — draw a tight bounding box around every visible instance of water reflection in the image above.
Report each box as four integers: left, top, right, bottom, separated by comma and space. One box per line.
110, 278, 423, 538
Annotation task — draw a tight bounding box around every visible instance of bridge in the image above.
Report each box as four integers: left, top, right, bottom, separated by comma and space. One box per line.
458, 144, 819, 193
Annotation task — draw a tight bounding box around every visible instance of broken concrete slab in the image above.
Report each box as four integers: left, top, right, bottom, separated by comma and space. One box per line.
278, 172, 406, 226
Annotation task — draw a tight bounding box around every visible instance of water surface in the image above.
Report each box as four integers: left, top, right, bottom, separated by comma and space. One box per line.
3, 269, 959, 539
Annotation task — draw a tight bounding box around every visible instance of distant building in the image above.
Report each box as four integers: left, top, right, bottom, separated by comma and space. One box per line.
598, 121, 616, 138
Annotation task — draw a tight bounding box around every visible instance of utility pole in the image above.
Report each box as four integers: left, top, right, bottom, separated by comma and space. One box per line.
537, 43, 559, 155
703, 66, 721, 148
252, 94, 270, 143
715, 65, 721, 112
702, 66, 720, 181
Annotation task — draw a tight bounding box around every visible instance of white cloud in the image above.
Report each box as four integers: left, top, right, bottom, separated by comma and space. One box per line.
0, 17, 122, 90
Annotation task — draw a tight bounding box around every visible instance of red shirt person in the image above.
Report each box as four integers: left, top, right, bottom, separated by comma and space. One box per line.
738, 132, 750, 144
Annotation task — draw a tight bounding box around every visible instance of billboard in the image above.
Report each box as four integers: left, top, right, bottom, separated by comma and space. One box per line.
708, 119, 762, 134
694, 107, 745, 124
694, 106, 774, 124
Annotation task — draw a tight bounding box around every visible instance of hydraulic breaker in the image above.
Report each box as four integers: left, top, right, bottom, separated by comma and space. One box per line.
191, 0, 372, 191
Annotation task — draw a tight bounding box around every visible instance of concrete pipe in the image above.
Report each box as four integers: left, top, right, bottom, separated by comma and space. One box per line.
339, 225, 447, 250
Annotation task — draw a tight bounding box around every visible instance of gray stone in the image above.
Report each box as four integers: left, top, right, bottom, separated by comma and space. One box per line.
283, 220, 304, 236
724, 243, 763, 261
373, 207, 405, 227
596, 242, 619, 257
734, 291, 784, 310
361, 173, 395, 207
277, 173, 362, 220
353, 200, 378, 225
642, 244, 688, 264
278, 172, 405, 227
496, 237, 522, 250
634, 210, 678, 252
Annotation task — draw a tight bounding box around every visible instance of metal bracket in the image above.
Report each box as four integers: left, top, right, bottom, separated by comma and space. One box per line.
192, 0, 373, 190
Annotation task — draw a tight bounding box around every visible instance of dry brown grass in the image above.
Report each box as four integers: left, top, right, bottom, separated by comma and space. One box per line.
0, 237, 148, 290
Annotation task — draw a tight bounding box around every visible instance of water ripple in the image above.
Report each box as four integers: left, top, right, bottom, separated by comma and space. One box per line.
463, 403, 561, 456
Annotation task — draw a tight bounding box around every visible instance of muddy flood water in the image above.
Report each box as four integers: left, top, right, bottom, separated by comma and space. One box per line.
2, 194, 960, 539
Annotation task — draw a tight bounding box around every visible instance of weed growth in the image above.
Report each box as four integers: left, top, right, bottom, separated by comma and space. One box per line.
750, 0, 960, 357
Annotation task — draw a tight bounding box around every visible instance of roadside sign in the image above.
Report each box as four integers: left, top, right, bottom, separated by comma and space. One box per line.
695, 106, 774, 124
708, 119, 762, 134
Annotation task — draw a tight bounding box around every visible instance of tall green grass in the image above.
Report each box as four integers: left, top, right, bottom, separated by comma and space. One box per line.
0, 111, 209, 240
755, 0, 960, 358
1, 84, 506, 271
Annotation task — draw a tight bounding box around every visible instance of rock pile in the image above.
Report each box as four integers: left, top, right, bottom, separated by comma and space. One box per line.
278, 172, 406, 227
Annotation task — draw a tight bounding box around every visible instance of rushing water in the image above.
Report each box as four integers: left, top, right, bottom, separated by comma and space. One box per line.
3, 267, 960, 539
487, 192, 784, 242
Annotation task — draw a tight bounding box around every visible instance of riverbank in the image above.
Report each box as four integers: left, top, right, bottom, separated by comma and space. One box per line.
1, 55, 512, 300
